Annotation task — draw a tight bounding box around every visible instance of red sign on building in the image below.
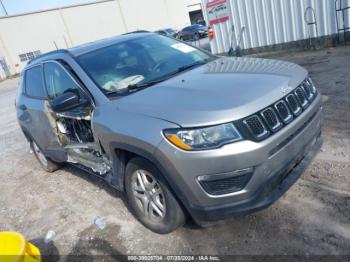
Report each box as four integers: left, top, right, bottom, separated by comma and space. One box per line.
207, 0, 230, 25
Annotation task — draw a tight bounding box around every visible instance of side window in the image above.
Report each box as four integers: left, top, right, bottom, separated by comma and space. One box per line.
43, 62, 80, 100
25, 66, 46, 98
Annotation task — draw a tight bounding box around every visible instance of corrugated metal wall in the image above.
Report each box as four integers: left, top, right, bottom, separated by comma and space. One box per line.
202, 0, 350, 54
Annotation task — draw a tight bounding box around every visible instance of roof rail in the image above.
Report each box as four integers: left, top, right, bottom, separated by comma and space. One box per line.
123, 30, 150, 35
28, 49, 71, 65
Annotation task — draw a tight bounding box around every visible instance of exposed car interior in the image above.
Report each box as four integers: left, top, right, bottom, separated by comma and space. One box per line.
77, 35, 210, 95
41, 61, 111, 175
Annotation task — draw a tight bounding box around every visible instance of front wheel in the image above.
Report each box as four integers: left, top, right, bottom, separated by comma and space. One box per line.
194, 33, 200, 41
125, 157, 186, 234
30, 141, 61, 172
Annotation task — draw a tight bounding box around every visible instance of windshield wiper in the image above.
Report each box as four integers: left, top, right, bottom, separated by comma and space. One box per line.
127, 78, 166, 90
128, 60, 208, 90
105, 79, 165, 96
126, 62, 204, 91
174, 60, 208, 73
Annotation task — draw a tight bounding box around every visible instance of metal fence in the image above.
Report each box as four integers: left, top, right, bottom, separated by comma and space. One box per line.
202, 0, 350, 54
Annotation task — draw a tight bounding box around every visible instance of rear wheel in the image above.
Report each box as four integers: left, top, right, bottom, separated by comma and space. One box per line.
125, 157, 186, 234
30, 141, 61, 172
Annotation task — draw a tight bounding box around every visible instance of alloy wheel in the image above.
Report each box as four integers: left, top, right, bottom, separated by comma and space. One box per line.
131, 169, 166, 222
32, 142, 48, 167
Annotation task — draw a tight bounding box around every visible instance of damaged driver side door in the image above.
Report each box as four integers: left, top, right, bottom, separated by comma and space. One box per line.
43, 61, 111, 175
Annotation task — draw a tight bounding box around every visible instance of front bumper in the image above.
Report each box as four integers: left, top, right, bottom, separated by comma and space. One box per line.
154, 95, 322, 222
189, 131, 322, 222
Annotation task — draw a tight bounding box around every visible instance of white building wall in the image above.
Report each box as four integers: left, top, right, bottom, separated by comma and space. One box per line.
188, 0, 202, 6
202, 0, 347, 54
60, 1, 128, 47
187, 0, 202, 10
0, 10, 68, 74
118, 0, 184, 32
164, 0, 193, 28
0, 0, 190, 75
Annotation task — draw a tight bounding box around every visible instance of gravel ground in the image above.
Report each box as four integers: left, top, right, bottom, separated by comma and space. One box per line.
0, 46, 349, 260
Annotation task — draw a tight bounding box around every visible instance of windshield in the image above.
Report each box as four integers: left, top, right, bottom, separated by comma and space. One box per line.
78, 34, 212, 96
182, 26, 192, 32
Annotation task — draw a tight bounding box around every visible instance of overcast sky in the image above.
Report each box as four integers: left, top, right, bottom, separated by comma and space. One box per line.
0, 0, 98, 16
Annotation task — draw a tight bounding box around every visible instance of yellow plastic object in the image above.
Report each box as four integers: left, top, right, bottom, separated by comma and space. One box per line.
0, 232, 41, 262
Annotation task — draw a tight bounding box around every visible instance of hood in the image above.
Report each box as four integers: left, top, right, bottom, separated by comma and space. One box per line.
115, 57, 308, 127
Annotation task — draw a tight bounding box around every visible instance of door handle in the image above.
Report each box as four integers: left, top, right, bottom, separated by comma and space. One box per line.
19, 104, 27, 110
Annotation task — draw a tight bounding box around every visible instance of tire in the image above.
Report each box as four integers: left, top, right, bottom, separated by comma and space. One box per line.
30, 141, 61, 173
194, 33, 200, 41
125, 157, 186, 234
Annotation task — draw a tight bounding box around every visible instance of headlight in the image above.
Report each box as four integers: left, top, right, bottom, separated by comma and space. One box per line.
164, 123, 242, 151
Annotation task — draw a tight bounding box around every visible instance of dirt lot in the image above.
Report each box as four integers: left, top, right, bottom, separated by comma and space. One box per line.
0, 46, 349, 260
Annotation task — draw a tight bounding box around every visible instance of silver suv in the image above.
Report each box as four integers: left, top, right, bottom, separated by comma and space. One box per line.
16, 33, 322, 233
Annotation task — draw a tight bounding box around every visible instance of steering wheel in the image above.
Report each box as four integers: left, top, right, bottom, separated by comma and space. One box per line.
151, 61, 169, 73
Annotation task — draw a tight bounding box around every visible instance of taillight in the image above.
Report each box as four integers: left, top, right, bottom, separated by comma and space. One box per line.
208, 25, 214, 41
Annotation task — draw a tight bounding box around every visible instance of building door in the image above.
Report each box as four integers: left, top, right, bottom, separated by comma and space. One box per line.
190, 9, 204, 25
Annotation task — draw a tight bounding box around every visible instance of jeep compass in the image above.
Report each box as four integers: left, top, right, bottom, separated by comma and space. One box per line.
16, 33, 322, 233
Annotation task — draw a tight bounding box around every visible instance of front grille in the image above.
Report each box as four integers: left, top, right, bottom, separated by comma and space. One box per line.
240, 78, 318, 142
199, 173, 253, 196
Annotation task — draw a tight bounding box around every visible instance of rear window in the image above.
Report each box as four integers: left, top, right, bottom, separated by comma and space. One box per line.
25, 66, 46, 98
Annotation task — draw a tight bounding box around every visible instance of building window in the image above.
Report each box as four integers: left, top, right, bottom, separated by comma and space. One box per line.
19, 51, 41, 62
19, 54, 27, 62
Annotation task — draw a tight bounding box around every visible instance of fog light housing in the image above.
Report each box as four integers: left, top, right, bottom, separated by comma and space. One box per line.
198, 168, 254, 196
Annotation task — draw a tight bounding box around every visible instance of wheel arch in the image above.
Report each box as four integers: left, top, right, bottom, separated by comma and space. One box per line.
19, 125, 33, 142
109, 141, 191, 218
109, 141, 161, 191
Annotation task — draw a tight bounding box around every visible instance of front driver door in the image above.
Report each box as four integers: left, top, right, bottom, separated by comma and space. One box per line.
42, 60, 93, 140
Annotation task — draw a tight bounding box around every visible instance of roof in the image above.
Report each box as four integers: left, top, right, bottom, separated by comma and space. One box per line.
28, 32, 153, 65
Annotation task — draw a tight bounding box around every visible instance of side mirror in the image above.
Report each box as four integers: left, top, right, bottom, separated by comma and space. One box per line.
51, 91, 89, 112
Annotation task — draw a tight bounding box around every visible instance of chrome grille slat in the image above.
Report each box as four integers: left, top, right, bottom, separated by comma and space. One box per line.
302, 81, 315, 101
286, 94, 302, 116
243, 115, 269, 140
295, 87, 309, 109
274, 101, 293, 124
260, 108, 282, 132
307, 78, 317, 94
